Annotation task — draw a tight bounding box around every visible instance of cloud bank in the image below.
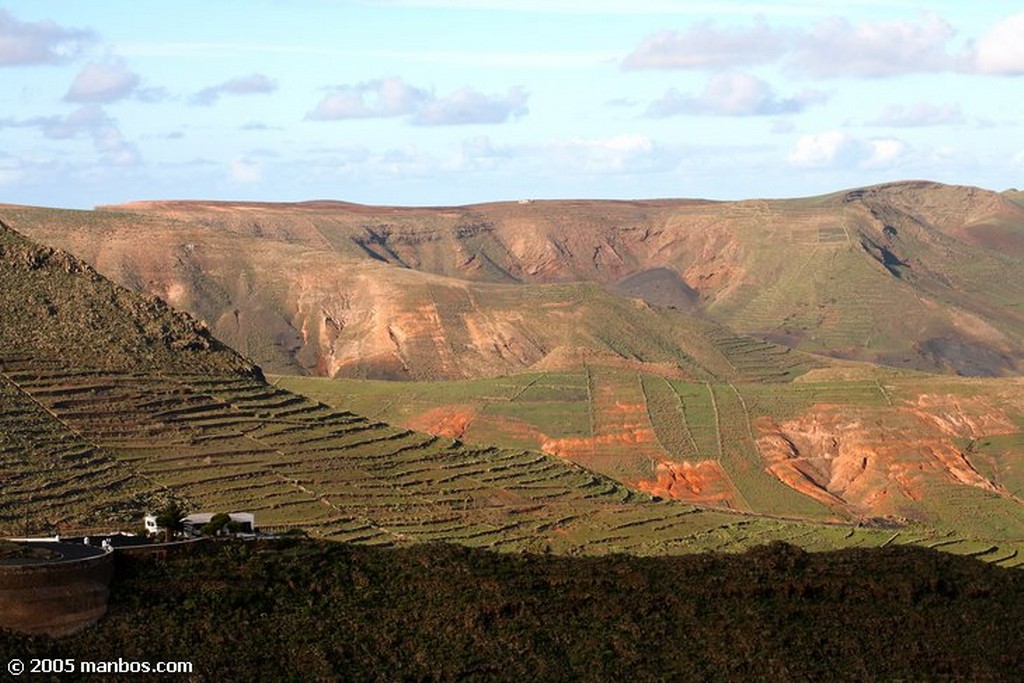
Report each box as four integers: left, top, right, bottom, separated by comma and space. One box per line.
624, 11, 1024, 78
647, 72, 826, 117
0, 9, 93, 66
308, 78, 529, 125
191, 74, 278, 106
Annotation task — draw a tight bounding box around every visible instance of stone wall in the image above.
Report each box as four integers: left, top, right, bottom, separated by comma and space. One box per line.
0, 550, 114, 637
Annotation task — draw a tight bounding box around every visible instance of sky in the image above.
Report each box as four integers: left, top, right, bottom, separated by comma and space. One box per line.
1, 0, 1023, 208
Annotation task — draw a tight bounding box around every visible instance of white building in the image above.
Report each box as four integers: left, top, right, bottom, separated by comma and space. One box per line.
181, 512, 255, 536
143, 515, 162, 535
144, 512, 255, 537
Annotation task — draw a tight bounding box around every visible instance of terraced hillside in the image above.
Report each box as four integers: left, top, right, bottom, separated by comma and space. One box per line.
278, 367, 1024, 561
3, 219, 1017, 563
0, 368, 163, 533
6, 180, 1024, 378
2, 351, 929, 558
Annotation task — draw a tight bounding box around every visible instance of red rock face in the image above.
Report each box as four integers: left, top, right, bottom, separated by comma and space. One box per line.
755, 395, 1021, 519
407, 405, 477, 440
633, 460, 744, 509
11, 181, 1024, 379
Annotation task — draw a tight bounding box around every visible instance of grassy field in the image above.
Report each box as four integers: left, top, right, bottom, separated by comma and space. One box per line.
275, 368, 1024, 566
10, 354, 1011, 561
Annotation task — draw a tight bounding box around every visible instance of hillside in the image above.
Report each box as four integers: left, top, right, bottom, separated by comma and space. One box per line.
1, 204, 823, 382
0, 219, 261, 532
6, 180, 1023, 379
0, 220, 259, 378
0, 220, 923, 557
277, 366, 1024, 552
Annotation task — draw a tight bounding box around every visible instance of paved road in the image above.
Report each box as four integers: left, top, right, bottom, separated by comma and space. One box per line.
0, 541, 107, 565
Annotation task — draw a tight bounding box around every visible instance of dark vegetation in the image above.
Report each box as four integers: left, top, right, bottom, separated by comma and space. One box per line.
0, 540, 56, 561
2, 539, 1022, 682
0, 220, 260, 379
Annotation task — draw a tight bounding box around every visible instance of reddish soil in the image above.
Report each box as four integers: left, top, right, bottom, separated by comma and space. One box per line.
755, 395, 1019, 518
406, 405, 477, 440
540, 428, 655, 460
541, 399, 659, 463
907, 393, 1017, 438
633, 459, 742, 508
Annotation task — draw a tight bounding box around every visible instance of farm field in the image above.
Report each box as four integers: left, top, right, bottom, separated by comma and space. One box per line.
276, 367, 1024, 564
1, 356, 926, 558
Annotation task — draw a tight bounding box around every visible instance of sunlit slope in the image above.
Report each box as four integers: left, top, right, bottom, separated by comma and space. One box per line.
0, 370, 164, 533
277, 367, 1024, 558
0, 207, 822, 381
0, 219, 259, 377
1, 354, 918, 557
2, 220, 1020, 564
9, 180, 1024, 377
0, 218, 259, 531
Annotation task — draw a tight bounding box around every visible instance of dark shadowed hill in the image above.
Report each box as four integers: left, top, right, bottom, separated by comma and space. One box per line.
0, 220, 260, 378
2, 539, 1022, 681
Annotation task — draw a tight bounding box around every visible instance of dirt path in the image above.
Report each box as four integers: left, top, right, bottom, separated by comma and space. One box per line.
704, 381, 725, 460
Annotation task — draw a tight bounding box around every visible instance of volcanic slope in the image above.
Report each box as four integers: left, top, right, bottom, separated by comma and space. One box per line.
1, 220, 930, 558
1, 202, 821, 382
7, 180, 1024, 378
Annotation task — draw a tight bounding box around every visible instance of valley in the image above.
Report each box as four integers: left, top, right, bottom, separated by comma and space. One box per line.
2, 181, 1024, 567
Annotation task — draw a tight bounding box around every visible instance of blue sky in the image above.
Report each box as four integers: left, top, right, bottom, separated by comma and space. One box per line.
1, 0, 1023, 208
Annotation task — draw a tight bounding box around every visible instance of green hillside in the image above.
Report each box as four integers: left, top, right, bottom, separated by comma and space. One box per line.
277, 367, 1024, 563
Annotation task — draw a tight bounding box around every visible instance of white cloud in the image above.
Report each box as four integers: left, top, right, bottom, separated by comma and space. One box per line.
413, 86, 528, 125
647, 71, 827, 116
867, 102, 963, 127
864, 138, 908, 167
307, 77, 428, 119
0, 9, 93, 66
308, 78, 529, 125
787, 12, 958, 77
787, 131, 855, 167
64, 59, 141, 103
974, 12, 1024, 75
787, 131, 909, 168
623, 12, 971, 78
191, 74, 278, 106
622, 19, 786, 69
0, 105, 141, 167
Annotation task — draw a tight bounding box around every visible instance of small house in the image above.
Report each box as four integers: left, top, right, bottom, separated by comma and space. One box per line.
144, 512, 256, 537
181, 512, 255, 537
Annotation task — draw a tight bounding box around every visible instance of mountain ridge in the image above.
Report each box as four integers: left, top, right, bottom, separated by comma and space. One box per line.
7, 180, 1023, 379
